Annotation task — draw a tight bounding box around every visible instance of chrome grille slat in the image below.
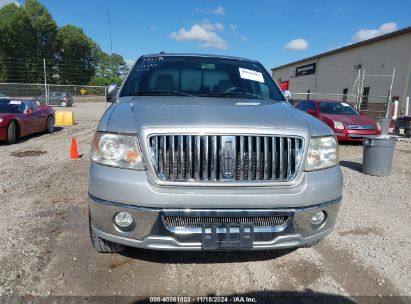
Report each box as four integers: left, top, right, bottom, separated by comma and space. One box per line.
194, 136, 201, 181
279, 137, 284, 179
287, 137, 292, 179
170, 135, 175, 180
256, 136, 261, 180
163, 215, 289, 228
272, 136, 277, 180
239, 136, 245, 180
149, 134, 304, 183
211, 136, 217, 180
203, 136, 208, 180
264, 137, 269, 180
248, 136, 253, 181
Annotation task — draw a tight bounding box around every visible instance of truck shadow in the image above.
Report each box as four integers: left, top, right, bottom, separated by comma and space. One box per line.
119, 247, 298, 264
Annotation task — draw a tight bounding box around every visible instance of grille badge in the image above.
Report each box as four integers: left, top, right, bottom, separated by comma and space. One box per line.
221, 136, 236, 179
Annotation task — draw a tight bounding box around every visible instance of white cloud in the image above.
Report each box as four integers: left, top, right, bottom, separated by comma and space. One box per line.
229, 24, 237, 31
200, 20, 224, 31
125, 59, 135, 68
285, 38, 308, 51
194, 5, 225, 15
213, 5, 225, 15
240, 35, 248, 42
351, 22, 398, 43
149, 25, 158, 32
170, 23, 228, 49
0, 0, 19, 7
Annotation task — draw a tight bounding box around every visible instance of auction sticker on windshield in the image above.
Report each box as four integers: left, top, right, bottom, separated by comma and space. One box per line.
239, 68, 264, 83
9, 100, 22, 105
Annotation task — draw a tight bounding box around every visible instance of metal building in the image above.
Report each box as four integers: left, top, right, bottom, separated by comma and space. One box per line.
271, 26, 411, 119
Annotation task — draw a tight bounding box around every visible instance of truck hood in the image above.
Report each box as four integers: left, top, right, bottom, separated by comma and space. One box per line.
100, 96, 332, 137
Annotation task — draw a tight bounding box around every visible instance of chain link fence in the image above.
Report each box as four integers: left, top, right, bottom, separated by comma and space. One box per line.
0, 82, 107, 105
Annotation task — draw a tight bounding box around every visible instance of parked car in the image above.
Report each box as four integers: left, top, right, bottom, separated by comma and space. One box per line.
35, 91, 73, 107
295, 99, 381, 141
0, 99, 55, 144
88, 53, 343, 253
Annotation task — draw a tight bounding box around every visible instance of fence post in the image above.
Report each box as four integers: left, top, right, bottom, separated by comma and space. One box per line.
43, 58, 49, 105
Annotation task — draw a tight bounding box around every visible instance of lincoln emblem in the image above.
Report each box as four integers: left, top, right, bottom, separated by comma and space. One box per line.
221, 136, 236, 179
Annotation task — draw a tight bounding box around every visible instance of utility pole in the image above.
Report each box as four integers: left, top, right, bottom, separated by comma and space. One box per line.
43, 58, 48, 105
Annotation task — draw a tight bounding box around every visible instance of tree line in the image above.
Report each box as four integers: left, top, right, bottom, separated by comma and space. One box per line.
0, 0, 128, 85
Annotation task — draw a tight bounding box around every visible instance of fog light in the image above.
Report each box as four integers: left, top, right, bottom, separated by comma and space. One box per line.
311, 211, 326, 225
114, 212, 133, 228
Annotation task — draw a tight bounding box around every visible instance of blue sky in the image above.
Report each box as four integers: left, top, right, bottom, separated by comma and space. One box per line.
3, 0, 411, 69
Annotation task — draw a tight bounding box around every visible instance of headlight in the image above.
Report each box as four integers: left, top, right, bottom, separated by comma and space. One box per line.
91, 132, 144, 170
0, 118, 3, 124
305, 136, 339, 171
333, 120, 344, 130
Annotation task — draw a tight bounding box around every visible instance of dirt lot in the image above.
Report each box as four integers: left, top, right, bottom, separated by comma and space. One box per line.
0, 105, 410, 302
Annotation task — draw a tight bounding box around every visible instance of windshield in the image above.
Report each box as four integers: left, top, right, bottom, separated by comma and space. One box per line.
318, 102, 359, 115
121, 56, 285, 101
0, 100, 26, 113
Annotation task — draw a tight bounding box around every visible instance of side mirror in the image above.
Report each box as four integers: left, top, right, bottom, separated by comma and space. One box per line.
106, 84, 118, 103
283, 90, 292, 100
307, 109, 316, 116
26, 108, 33, 115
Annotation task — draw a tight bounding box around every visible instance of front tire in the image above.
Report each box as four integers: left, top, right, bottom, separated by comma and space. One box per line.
46, 115, 55, 133
392, 127, 400, 136
89, 222, 124, 253
61, 101, 67, 107
6, 121, 17, 144
405, 128, 411, 138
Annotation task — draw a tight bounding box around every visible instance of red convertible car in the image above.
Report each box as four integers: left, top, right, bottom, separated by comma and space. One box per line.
295, 99, 381, 141
0, 99, 55, 144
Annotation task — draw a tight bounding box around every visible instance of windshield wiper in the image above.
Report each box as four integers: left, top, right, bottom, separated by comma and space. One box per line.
122, 90, 192, 97
200, 91, 274, 102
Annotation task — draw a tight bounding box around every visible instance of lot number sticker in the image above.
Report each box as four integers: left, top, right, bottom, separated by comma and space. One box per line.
239, 68, 264, 83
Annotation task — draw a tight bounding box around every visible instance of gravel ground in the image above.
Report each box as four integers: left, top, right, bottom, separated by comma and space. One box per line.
0, 120, 410, 303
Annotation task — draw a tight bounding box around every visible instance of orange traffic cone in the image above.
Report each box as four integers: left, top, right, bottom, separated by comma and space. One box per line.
70, 137, 79, 160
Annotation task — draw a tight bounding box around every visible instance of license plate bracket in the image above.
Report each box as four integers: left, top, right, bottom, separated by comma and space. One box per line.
202, 223, 254, 250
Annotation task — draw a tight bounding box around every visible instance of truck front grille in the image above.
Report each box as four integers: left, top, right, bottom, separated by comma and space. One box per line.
148, 135, 304, 183
163, 215, 289, 228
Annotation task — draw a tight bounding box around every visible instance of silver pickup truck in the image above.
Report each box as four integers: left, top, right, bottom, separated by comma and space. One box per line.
88, 53, 342, 253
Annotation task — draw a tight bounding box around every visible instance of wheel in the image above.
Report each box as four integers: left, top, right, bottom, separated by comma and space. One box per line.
89, 221, 124, 253
60, 101, 67, 107
301, 238, 323, 248
6, 121, 17, 144
405, 128, 411, 138
392, 127, 400, 136
46, 115, 55, 133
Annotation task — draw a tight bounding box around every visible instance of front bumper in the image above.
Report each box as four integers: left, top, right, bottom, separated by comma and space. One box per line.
89, 195, 341, 251
335, 129, 381, 141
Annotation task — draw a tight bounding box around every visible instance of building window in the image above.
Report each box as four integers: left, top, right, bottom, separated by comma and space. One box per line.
361, 87, 370, 110
342, 88, 348, 102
